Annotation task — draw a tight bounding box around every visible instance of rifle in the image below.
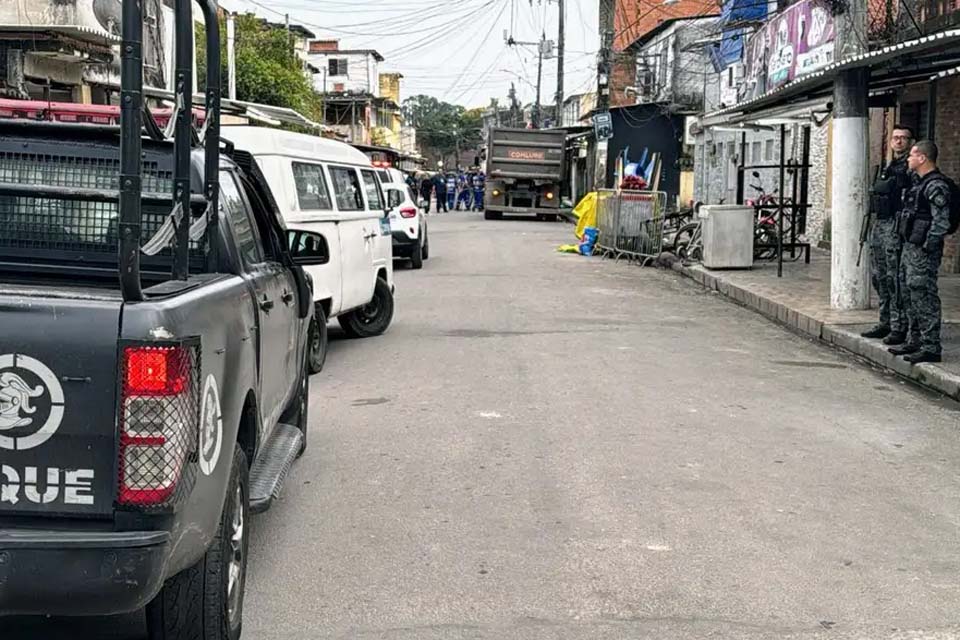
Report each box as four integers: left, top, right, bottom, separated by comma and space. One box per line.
857, 164, 882, 267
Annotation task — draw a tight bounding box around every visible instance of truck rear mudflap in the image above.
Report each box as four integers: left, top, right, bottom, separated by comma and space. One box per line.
0, 289, 121, 518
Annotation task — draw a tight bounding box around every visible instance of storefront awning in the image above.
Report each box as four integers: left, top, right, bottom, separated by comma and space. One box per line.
702, 28, 960, 127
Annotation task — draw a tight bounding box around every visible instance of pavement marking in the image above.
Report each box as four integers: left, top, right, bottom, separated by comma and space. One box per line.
646, 544, 672, 552
477, 411, 503, 419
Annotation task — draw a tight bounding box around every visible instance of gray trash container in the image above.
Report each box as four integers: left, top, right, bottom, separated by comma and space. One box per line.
700, 204, 754, 269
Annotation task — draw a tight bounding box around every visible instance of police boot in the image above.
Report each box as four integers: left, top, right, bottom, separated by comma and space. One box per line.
889, 342, 921, 356
861, 325, 891, 339
904, 351, 942, 364
882, 331, 907, 346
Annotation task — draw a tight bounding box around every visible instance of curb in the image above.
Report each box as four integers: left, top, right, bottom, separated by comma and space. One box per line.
670, 261, 960, 401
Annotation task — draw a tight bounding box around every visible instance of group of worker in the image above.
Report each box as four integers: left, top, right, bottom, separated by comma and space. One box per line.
863, 125, 958, 364
407, 170, 485, 213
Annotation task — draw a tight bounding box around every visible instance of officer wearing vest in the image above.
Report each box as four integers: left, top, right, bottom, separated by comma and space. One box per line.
862, 125, 913, 343
889, 140, 952, 364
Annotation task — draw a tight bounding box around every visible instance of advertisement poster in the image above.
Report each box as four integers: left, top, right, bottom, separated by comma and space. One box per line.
741, 0, 835, 102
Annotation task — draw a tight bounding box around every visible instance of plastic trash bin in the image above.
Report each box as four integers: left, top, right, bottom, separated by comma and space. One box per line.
700, 204, 754, 269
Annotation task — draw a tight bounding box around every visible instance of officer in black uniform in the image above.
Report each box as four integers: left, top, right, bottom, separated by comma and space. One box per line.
862, 125, 913, 343
889, 140, 952, 364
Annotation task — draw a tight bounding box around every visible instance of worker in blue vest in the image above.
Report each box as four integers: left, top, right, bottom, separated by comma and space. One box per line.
445, 172, 457, 211
472, 171, 485, 211
456, 171, 473, 210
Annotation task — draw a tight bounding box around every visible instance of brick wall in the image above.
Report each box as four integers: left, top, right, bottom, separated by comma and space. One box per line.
614, 0, 716, 52
934, 76, 960, 273
611, 55, 637, 107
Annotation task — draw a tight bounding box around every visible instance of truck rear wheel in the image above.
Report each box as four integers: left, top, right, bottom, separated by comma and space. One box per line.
338, 277, 394, 338
146, 444, 249, 640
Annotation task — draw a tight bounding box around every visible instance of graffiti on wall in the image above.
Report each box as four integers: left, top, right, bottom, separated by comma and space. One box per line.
741, 0, 835, 103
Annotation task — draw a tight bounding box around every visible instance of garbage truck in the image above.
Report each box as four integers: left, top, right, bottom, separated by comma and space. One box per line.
484, 127, 565, 221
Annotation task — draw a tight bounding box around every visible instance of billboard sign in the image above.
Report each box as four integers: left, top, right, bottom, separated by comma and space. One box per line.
742, 0, 835, 102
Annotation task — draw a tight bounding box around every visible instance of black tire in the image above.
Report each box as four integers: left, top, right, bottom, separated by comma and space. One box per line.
338, 277, 394, 338
422, 230, 430, 260
307, 305, 328, 374
484, 210, 494, 220
411, 238, 424, 270
673, 222, 700, 256
146, 445, 249, 640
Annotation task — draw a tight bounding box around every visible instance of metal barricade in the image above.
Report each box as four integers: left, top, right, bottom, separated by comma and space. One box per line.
594, 189, 666, 266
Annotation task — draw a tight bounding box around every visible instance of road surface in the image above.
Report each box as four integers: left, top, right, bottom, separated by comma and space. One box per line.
8, 213, 960, 639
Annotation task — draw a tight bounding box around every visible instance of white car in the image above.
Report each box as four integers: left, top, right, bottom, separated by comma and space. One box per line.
222, 126, 395, 374
383, 182, 429, 269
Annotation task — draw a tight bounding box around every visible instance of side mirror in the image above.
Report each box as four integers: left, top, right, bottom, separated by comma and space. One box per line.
287, 229, 330, 266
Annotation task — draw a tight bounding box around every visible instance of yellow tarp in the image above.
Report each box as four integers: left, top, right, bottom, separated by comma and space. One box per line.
572, 192, 598, 240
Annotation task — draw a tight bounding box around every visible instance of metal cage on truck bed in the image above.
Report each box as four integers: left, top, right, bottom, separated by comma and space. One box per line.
0, 0, 222, 299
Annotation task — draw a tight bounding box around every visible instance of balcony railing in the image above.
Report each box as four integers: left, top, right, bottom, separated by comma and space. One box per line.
869, 0, 960, 46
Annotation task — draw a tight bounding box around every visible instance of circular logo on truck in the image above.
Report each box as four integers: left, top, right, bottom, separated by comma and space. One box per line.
0, 354, 65, 451
199, 374, 223, 476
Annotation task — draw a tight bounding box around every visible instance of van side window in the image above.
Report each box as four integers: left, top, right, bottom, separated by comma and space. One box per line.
329, 166, 364, 211
292, 162, 332, 210
360, 169, 384, 210
220, 171, 264, 265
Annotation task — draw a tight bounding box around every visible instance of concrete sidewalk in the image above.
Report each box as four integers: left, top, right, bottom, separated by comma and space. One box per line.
669, 249, 960, 400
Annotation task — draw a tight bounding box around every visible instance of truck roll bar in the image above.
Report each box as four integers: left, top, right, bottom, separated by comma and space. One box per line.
120, 0, 221, 302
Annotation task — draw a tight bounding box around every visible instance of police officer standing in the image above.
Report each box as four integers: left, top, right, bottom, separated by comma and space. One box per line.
862, 125, 913, 343
889, 140, 952, 364
434, 171, 448, 213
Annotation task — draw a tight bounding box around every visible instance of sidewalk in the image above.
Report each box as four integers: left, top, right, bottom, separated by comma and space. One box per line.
668, 250, 960, 400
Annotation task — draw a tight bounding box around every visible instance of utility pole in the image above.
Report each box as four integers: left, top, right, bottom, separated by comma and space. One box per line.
595, 0, 615, 189
830, 0, 870, 310
556, 0, 565, 126
506, 33, 553, 129
535, 34, 544, 129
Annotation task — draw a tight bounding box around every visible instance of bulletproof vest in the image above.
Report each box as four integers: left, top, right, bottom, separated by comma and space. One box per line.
914, 170, 949, 222
870, 156, 910, 219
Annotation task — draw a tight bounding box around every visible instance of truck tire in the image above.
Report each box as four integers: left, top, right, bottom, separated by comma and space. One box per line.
410, 239, 424, 270
307, 304, 328, 374
484, 211, 501, 220
146, 445, 250, 640
338, 277, 394, 338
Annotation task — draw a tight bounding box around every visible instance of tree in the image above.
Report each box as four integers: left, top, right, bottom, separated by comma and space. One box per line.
197, 15, 321, 122
402, 95, 484, 167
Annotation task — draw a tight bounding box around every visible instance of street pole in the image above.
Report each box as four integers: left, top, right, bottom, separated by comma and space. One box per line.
595, 0, 614, 189
556, 0, 565, 126
535, 35, 544, 129
830, 0, 870, 310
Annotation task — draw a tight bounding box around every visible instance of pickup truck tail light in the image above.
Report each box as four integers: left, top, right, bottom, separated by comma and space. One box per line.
400, 207, 417, 219
119, 343, 199, 507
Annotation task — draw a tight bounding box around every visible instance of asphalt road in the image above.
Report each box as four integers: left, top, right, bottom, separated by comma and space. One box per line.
7, 213, 960, 639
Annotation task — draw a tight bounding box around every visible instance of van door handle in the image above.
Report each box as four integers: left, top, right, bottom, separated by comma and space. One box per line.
259, 295, 274, 311
281, 290, 295, 305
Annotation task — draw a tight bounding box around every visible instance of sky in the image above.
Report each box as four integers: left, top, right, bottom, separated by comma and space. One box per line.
220, 0, 600, 110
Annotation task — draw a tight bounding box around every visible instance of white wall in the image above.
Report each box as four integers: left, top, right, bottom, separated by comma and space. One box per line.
310, 51, 379, 94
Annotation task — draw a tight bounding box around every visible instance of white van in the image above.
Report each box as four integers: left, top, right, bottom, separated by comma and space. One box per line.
223, 126, 395, 373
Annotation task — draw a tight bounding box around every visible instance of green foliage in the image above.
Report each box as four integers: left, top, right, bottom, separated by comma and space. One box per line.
402, 95, 484, 161
197, 15, 321, 121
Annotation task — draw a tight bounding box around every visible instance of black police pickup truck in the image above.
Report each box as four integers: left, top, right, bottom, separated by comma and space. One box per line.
0, 2, 317, 638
